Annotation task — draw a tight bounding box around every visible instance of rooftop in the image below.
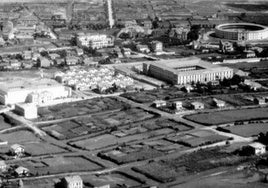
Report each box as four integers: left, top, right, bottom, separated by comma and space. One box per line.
64, 175, 83, 183
249, 142, 266, 149
144, 57, 232, 76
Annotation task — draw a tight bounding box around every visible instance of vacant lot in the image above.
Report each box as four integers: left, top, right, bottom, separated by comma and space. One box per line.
222, 123, 268, 137
185, 107, 268, 125
38, 97, 129, 121
15, 156, 102, 175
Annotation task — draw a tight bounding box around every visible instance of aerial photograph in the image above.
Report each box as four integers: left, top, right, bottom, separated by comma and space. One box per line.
1, 0, 268, 187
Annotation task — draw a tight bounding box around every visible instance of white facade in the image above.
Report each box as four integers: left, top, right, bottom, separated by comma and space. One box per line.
0, 78, 72, 105
76, 33, 114, 49
215, 23, 268, 41
62, 176, 83, 188
248, 142, 266, 155
143, 58, 233, 85
15, 103, 38, 119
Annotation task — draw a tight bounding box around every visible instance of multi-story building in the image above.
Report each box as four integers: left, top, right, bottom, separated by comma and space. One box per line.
143, 57, 233, 85
76, 33, 114, 49
15, 103, 38, 119
0, 78, 72, 105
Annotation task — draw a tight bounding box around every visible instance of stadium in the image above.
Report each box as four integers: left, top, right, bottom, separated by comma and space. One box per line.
215, 23, 268, 41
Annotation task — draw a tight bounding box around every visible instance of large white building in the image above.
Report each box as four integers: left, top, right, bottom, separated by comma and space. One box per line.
76, 32, 114, 49
215, 23, 268, 41
143, 57, 233, 85
0, 78, 72, 105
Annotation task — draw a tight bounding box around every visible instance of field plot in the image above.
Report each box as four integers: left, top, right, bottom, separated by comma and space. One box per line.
38, 97, 129, 121
215, 94, 255, 107
15, 156, 102, 175
99, 146, 164, 165
70, 117, 192, 150
0, 130, 39, 144
82, 172, 142, 188
166, 130, 229, 147
184, 107, 268, 125
222, 123, 268, 137
70, 128, 175, 151
133, 148, 245, 183
121, 87, 199, 103
24, 142, 68, 156
22, 178, 55, 188
43, 108, 156, 140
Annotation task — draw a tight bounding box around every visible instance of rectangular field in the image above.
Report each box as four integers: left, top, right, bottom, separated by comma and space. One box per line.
223, 123, 268, 137
15, 156, 102, 175
184, 107, 268, 125
24, 142, 68, 156
0, 130, 39, 144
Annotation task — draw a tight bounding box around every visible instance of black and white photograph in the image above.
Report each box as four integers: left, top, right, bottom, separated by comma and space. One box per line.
0, 0, 268, 187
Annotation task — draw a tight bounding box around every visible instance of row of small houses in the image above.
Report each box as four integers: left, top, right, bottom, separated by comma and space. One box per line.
153, 98, 226, 111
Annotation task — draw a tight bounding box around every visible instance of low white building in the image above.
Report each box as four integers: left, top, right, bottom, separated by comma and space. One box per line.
15, 166, 29, 177
0, 160, 7, 172
151, 41, 163, 52
248, 142, 266, 156
172, 101, 183, 110
213, 98, 226, 108
153, 100, 167, 108
61, 175, 83, 188
15, 103, 38, 119
10, 144, 25, 157
190, 101, 205, 110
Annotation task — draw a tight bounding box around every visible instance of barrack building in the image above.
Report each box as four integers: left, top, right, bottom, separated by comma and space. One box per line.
143, 57, 233, 85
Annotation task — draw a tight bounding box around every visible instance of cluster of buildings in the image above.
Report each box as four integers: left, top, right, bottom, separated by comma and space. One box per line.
143, 57, 234, 85
0, 78, 72, 119
55, 67, 134, 92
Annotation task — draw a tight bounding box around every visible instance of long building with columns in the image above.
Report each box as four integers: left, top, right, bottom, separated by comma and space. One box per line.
143, 57, 233, 85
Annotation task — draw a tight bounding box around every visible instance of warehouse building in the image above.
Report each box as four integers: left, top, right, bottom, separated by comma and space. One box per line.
143, 57, 233, 85
0, 78, 72, 105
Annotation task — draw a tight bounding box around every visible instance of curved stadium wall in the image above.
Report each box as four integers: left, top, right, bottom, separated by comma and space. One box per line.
215, 23, 268, 41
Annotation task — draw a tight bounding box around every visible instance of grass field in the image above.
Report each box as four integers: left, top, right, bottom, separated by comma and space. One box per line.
15, 155, 103, 175
82, 172, 142, 188
184, 107, 268, 125
24, 142, 68, 156
167, 130, 229, 147
0, 130, 39, 144
99, 146, 164, 164
222, 123, 268, 137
